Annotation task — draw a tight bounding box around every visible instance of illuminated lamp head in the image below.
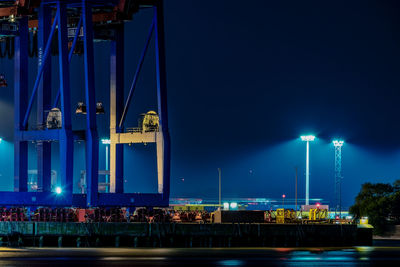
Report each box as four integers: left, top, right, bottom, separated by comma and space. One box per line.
300, 135, 316, 142
332, 140, 344, 147
55, 187, 62, 195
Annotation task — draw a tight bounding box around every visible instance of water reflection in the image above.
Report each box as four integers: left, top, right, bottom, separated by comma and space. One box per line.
218, 259, 245, 266
0, 244, 398, 266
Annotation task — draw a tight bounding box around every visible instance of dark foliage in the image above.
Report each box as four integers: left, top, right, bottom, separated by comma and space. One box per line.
350, 180, 400, 234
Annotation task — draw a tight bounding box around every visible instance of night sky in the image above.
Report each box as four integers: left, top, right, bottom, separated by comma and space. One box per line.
0, 0, 400, 208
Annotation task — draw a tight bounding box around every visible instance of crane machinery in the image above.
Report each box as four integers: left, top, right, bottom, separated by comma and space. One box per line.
0, 0, 170, 208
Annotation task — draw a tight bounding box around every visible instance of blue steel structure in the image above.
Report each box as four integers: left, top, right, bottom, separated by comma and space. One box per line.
0, 0, 170, 208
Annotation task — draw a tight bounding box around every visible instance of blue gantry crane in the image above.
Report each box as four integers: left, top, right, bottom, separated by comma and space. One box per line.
0, 0, 170, 208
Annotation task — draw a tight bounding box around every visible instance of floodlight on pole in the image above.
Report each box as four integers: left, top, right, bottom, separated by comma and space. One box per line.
218, 168, 222, 209
333, 139, 344, 218
101, 139, 111, 145
300, 135, 316, 205
333, 140, 344, 147
300, 135, 315, 142
101, 138, 111, 192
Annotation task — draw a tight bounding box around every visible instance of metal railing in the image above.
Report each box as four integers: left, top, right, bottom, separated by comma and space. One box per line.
126, 126, 159, 133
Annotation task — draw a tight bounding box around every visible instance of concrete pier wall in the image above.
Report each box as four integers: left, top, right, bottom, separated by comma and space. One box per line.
0, 222, 372, 247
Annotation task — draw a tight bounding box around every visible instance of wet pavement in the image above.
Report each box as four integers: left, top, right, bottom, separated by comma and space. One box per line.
0, 242, 398, 266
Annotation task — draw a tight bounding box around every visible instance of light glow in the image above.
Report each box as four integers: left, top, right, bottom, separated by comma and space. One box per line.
332, 140, 344, 147
230, 202, 238, 209
55, 187, 62, 194
101, 139, 111, 145
223, 202, 229, 210
300, 135, 315, 142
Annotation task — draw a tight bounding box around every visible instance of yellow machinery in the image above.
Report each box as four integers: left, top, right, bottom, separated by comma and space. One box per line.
276, 209, 297, 223
276, 209, 285, 223
309, 208, 328, 221
140, 111, 160, 132
360, 217, 369, 225
110, 110, 164, 194
172, 205, 205, 211
285, 209, 296, 221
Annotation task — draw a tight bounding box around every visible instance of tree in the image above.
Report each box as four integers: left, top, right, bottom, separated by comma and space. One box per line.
389, 180, 400, 223
350, 181, 395, 234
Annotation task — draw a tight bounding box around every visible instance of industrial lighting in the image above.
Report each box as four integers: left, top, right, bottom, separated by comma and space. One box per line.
300, 134, 316, 206
230, 202, 238, 209
102, 138, 111, 193
75, 102, 105, 114
101, 139, 111, 145
75, 102, 86, 114
55, 187, 62, 194
0, 138, 2, 143
8, 15, 15, 23
333, 140, 344, 147
96, 102, 105, 114
223, 202, 229, 210
300, 135, 315, 142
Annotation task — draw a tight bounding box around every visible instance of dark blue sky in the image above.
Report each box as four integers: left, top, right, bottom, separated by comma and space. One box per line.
1, 0, 400, 208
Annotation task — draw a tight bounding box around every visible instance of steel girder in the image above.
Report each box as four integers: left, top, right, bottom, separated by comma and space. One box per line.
109, 0, 170, 207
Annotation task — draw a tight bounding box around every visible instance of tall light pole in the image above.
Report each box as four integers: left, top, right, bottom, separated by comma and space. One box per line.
333, 140, 344, 218
295, 166, 298, 213
217, 168, 221, 209
101, 139, 111, 193
300, 135, 315, 206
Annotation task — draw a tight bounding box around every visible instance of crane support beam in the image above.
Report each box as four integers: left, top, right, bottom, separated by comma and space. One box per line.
111, 132, 159, 144
109, 0, 170, 202
57, 1, 74, 204
154, 0, 170, 200
14, 16, 28, 192
37, 4, 52, 193
22, 12, 58, 129
53, 15, 82, 108
82, 0, 99, 207
110, 23, 124, 194
118, 18, 154, 129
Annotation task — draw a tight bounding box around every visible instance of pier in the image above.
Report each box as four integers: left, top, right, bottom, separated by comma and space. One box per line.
0, 222, 372, 248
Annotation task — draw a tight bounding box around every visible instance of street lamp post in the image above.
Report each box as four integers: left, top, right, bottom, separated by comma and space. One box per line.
282, 194, 286, 209
295, 166, 298, 213
101, 139, 111, 193
300, 135, 315, 206
218, 168, 221, 209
